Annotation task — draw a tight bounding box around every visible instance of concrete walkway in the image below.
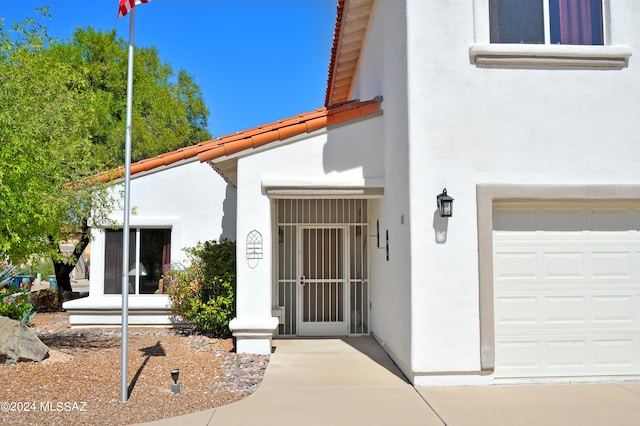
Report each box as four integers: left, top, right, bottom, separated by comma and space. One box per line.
139, 337, 640, 426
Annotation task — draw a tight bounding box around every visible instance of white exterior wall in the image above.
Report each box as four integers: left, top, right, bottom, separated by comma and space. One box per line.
231, 118, 384, 353
349, 0, 414, 374
344, 0, 640, 383
402, 0, 640, 383
405, 0, 482, 378
64, 160, 235, 325
107, 159, 235, 255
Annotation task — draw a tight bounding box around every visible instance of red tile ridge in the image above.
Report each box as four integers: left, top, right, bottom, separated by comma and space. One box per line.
93, 166, 126, 183
92, 98, 381, 184
197, 98, 381, 163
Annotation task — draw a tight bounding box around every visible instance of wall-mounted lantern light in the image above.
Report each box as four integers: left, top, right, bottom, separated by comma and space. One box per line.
437, 188, 454, 217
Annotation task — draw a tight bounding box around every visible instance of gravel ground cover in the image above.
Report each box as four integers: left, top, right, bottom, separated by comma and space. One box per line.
0, 311, 268, 426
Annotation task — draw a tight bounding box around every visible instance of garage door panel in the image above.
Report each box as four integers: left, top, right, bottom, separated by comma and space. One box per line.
494, 252, 538, 279
545, 296, 586, 323
497, 291, 638, 327
592, 339, 636, 367
496, 335, 640, 376
496, 339, 590, 373
546, 340, 587, 368
592, 295, 635, 323
544, 252, 585, 278
495, 341, 540, 369
494, 202, 640, 378
496, 247, 637, 284
592, 251, 633, 278
495, 296, 539, 324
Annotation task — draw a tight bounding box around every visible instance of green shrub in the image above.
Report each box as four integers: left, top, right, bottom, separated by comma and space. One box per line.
167, 239, 236, 337
1, 284, 36, 325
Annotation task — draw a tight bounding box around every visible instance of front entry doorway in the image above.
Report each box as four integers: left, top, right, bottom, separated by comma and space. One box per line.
298, 227, 347, 335
275, 199, 369, 337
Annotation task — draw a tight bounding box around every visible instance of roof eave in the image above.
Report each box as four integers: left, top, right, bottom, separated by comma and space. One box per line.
325, 0, 374, 107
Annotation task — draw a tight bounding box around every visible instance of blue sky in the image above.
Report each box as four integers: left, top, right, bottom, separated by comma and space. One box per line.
1, 1, 338, 138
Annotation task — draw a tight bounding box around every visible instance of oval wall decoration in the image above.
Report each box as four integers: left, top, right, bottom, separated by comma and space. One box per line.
246, 230, 263, 269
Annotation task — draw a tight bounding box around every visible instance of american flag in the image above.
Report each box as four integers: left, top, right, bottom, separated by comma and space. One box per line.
118, 0, 151, 18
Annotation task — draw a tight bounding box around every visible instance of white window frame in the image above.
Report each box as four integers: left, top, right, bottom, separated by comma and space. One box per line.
470, 0, 632, 68
103, 226, 172, 295
99, 216, 181, 296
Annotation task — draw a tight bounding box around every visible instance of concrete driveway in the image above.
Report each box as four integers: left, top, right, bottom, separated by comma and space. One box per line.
140, 337, 640, 426
418, 381, 640, 426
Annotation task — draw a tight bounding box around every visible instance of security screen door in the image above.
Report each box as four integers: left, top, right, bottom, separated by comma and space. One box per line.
298, 226, 348, 335
275, 198, 369, 336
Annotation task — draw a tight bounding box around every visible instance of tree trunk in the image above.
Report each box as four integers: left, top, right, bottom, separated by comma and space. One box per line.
50, 220, 91, 293
53, 261, 75, 292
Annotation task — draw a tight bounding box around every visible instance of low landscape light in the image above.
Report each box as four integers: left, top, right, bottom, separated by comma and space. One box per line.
171, 369, 180, 394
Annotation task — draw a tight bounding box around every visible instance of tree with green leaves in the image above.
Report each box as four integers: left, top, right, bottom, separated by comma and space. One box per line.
55, 27, 211, 167
0, 10, 112, 271
0, 9, 211, 291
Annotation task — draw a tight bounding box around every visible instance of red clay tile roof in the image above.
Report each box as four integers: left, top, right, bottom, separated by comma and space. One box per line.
94, 98, 381, 183
325, 0, 373, 107
325, 0, 346, 107
93, 3, 375, 184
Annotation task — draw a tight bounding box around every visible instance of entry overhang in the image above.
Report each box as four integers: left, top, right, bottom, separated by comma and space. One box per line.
262, 179, 384, 199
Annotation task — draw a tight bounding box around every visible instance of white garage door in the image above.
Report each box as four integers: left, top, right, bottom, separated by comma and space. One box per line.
493, 202, 640, 378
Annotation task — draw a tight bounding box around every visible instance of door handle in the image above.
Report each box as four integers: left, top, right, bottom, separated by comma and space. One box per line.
300, 275, 305, 286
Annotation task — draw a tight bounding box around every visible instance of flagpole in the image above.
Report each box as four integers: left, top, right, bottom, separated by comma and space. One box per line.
121, 6, 136, 404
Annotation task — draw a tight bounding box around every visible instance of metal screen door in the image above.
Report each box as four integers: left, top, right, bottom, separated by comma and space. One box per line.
298, 226, 347, 335
276, 199, 369, 336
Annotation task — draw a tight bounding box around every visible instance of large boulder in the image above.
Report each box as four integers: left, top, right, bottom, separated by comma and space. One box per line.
0, 316, 49, 363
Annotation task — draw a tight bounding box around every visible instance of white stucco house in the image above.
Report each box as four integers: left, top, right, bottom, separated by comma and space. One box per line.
63, 157, 236, 325
67, 0, 640, 386
221, 0, 640, 386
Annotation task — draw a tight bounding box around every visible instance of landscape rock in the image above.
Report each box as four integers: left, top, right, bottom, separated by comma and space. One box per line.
28, 288, 79, 311
0, 316, 49, 363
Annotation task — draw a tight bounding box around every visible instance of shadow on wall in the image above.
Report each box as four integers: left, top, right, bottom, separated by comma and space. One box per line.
220, 183, 237, 241
433, 209, 449, 244
321, 113, 385, 180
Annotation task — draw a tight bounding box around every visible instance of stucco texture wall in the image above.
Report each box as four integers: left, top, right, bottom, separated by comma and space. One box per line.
89, 160, 234, 296
233, 117, 384, 327
350, 0, 415, 375
405, 0, 640, 375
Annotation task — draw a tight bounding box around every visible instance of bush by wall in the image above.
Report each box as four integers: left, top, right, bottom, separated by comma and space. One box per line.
166, 239, 235, 337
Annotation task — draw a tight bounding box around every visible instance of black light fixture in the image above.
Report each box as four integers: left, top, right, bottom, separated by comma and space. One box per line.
437, 188, 454, 217
171, 369, 180, 394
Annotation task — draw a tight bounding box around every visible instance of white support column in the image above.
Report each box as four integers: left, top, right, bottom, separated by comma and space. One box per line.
231, 173, 278, 354
230, 317, 279, 354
